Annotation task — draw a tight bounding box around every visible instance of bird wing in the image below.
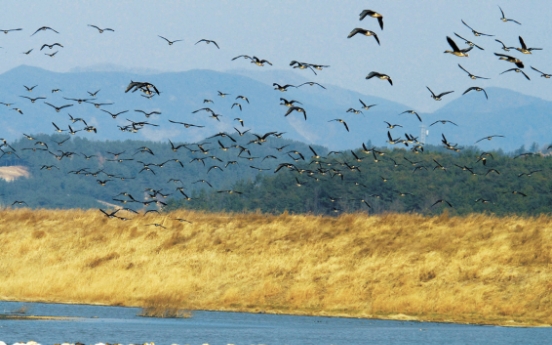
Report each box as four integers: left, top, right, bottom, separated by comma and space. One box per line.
458, 63, 471, 75
366, 71, 379, 79
530, 66, 544, 74
359, 9, 375, 21
232, 54, 251, 61
347, 28, 365, 38
500, 68, 517, 74
446, 36, 461, 52
519, 36, 527, 49
426, 86, 436, 97
377, 17, 384, 30
521, 70, 531, 80
437, 91, 454, 97
463, 87, 475, 95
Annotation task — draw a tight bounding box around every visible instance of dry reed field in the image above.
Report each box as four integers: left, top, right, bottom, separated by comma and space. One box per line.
0, 208, 551, 326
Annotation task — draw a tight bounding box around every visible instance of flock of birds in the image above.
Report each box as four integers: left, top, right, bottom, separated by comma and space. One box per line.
0, 5, 551, 221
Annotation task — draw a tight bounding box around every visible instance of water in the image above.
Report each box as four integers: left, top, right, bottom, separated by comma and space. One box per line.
0, 301, 548, 345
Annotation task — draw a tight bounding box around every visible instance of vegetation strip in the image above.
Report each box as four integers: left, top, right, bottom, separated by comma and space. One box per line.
0, 209, 551, 326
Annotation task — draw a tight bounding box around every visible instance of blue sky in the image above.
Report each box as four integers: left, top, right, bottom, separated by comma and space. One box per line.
1, 1, 551, 111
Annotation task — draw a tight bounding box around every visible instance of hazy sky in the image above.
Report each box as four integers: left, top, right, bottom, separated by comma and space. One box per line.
1, 1, 551, 111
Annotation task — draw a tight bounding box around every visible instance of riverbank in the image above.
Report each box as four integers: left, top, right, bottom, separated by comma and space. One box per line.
0, 209, 550, 326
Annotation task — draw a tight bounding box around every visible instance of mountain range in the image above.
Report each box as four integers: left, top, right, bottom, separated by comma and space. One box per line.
0, 65, 550, 153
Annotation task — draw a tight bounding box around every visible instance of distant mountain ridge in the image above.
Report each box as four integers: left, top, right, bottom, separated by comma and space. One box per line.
0, 65, 550, 152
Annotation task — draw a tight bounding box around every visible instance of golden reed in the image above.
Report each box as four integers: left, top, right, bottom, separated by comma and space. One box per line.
0, 208, 550, 326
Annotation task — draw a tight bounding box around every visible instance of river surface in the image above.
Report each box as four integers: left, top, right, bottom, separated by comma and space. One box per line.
0, 301, 548, 345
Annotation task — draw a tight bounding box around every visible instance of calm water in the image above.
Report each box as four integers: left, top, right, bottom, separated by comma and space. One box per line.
0, 301, 548, 345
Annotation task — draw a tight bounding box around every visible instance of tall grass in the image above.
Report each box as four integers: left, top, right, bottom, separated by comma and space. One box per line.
0, 208, 551, 326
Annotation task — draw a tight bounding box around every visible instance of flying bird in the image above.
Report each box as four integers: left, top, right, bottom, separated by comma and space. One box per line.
289, 60, 318, 75
426, 87, 454, 101
88, 89, 101, 97
232, 55, 272, 66
298, 81, 326, 89
280, 98, 302, 107
24, 85, 38, 92
12, 200, 28, 206
20, 95, 46, 103
195, 39, 219, 48
158, 35, 183, 45
236, 95, 249, 103
52, 122, 66, 132
359, 9, 384, 30
475, 135, 505, 144
168, 119, 205, 128
365, 71, 392, 85
346, 108, 362, 115
458, 64, 489, 80
498, 6, 521, 25
328, 119, 349, 132
101, 109, 128, 118
273, 83, 296, 92
285, 106, 307, 120
463, 86, 488, 99
494, 53, 524, 68
530, 66, 551, 78
384, 121, 402, 129
400, 110, 422, 122
88, 24, 114, 33
1, 28, 22, 34
431, 199, 453, 208
31, 26, 59, 36
514, 36, 542, 54
495, 39, 514, 52
444, 36, 472, 57
461, 19, 493, 36
40, 43, 63, 50
44, 102, 74, 112
500, 68, 530, 80
359, 99, 377, 110
135, 109, 162, 117
234, 128, 251, 137
430, 120, 458, 127
125, 81, 160, 95
347, 28, 380, 45
454, 33, 484, 50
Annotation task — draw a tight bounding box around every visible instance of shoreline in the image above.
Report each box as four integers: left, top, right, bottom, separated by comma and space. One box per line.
1, 299, 548, 327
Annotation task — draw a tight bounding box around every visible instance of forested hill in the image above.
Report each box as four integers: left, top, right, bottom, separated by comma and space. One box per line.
2, 133, 551, 216
167, 144, 552, 217
0, 134, 323, 209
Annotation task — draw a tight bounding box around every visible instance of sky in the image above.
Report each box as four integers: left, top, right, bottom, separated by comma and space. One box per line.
0, 0, 551, 112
